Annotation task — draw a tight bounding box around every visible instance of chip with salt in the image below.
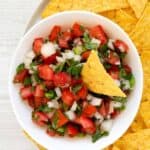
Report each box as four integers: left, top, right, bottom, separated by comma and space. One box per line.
128, 0, 148, 18
140, 101, 150, 128
115, 9, 137, 33
130, 2, 150, 50
81, 51, 126, 97
111, 129, 150, 149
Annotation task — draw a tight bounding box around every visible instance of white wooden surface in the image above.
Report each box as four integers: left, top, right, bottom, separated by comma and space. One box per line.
0, 0, 42, 149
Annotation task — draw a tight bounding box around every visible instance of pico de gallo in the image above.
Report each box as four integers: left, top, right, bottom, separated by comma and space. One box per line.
13, 22, 135, 142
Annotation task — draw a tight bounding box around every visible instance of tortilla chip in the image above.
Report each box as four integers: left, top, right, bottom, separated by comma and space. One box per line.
115, 9, 137, 33
101, 10, 116, 21
128, 0, 148, 18
81, 51, 126, 97
140, 101, 150, 128
112, 129, 150, 149
130, 2, 150, 50
123, 7, 136, 18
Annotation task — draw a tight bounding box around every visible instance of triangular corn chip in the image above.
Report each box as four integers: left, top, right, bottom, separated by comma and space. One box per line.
81, 51, 126, 97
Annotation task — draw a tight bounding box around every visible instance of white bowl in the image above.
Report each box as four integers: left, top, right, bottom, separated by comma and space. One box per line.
8, 11, 143, 150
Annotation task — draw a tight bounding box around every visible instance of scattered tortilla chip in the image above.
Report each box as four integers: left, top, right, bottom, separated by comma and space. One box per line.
123, 7, 136, 18
140, 101, 150, 128
81, 51, 126, 97
112, 129, 150, 149
115, 9, 137, 33
128, 0, 148, 18
101, 10, 116, 21
130, 2, 150, 50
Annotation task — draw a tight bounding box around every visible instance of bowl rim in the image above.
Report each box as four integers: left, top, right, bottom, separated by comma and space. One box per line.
8, 10, 143, 149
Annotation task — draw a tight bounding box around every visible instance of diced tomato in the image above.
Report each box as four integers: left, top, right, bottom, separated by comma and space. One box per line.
57, 110, 69, 127
33, 111, 49, 127
42, 97, 49, 105
77, 85, 88, 100
83, 104, 97, 117
34, 97, 42, 108
99, 100, 110, 117
62, 31, 72, 41
61, 88, 75, 106
58, 38, 69, 49
114, 39, 129, 53
34, 84, 44, 97
81, 51, 91, 61
43, 52, 58, 64
67, 124, 79, 137
38, 65, 54, 81
33, 38, 44, 54
27, 97, 35, 108
123, 64, 132, 74
53, 72, 71, 88
71, 78, 82, 86
72, 22, 84, 37
46, 128, 56, 137
107, 51, 120, 65
111, 109, 120, 119
20, 86, 33, 99
13, 69, 28, 83
49, 25, 61, 41
44, 81, 54, 89
77, 116, 96, 134
89, 25, 107, 44
108, 65, 120, 79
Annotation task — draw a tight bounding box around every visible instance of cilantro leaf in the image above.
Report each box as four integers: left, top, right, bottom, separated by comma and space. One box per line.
16, 63, 25, 73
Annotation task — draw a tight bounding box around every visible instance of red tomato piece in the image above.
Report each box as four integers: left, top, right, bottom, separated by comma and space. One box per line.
33, 38, 44, 54
81, 51, 91, 61
114, 39, 129, 53
83, 104, 97, 117
61, 88, 75, 106
20, 86, 33, 100
34, 84, 44, 97
44, 81, 54, 89
77, 85, 88, 100
58, 38, 69, 49
89, 25, 107, 44
13, 69, 28, 83
33, 111, 49, 127
99, 100, 110, 117
62, 31, 72, 41
108, 65, 120, 79
38, 65, 54, 81
27, 97, 35, 108
72, 22, 83, 37
123, 64, 132, 74
43, 52, 58, 64
53, 72, 71, 88
46, 128, 56, 137
78, 116, 96, 134
111, 109, 120, 119
49, 25, 61, 41
71, 78, 83, 86
57, 110, 69, 128
34, 97, 42, 108
107, 51, 120, 65
67, 124, 79, 137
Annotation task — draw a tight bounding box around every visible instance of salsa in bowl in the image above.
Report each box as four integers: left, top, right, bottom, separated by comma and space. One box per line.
9, 11, 143, 150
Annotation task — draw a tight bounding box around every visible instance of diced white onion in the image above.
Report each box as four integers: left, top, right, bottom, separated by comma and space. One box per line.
41, 42, 56, 58
53, 43, 60, 50
24, 57, 32, 69
47, 101, 59, 109
62, 51, 74, 59
101, 119, 113, 131
91, 38, 101, 45
65, 111, 75, 120
119, 45, 125, 52
55, 87, 62, 97
87, 94, 93, 101
115, 60, 120, 65
122, 79, 130, 90
31, 75, 37, 86
90, 97, 102, 106
114, 79, 121, 87
74, 55, 81, 61
113, 101, 122, 108
56, 56, 65, 63
70, 101, 77, 111
108, 39, 114, 50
